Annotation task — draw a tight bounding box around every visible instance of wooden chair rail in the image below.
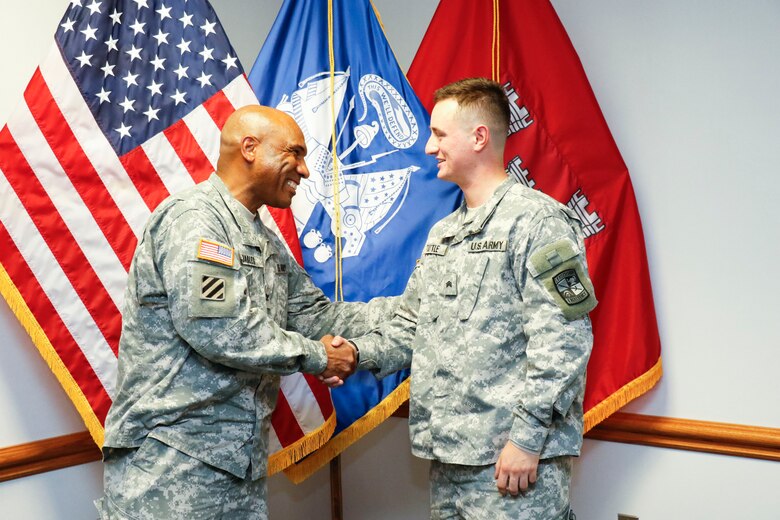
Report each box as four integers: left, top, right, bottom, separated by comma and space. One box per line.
1, 411, 779, 483
0, 431, 100, 483
393, 406, 780, 462
586, 412, 780, 462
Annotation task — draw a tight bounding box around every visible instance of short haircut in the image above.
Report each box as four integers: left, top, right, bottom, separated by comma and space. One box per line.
433, 78, 510, 138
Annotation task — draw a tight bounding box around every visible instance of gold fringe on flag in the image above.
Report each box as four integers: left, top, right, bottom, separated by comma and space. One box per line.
283, 378, 410, 484
0, 262, 105, 447
583, 358, 663, 432
267, 408, 337, 475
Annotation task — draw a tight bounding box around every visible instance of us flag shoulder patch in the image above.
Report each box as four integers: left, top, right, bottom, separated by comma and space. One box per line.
201, 275, 226, 301
197, 238, 234, 267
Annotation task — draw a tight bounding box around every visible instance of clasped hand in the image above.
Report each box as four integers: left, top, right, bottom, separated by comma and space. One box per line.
318, 335, 357, 387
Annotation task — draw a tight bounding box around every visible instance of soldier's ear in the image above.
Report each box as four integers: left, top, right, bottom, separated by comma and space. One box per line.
473, 125, 489, 151
240, 136, 258, 161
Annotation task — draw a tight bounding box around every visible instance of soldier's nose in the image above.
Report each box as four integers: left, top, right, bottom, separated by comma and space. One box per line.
299, 159, 310, 178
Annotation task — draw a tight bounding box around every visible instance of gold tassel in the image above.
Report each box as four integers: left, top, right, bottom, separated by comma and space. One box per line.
583, 357, 663, 432
0, 262, 105, 447
283, 378, 410, 484
267, 410, 337, 475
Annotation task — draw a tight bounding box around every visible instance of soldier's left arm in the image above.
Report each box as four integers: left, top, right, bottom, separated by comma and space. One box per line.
508, 214, 597, 455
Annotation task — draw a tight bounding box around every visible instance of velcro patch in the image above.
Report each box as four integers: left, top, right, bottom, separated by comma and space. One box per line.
197, 238, 234, 267
424, 244, 448, 256
276, 263, 287, 274
201, 275, 226, 301
440, 274, 458, 296
529, 238, 597, 320
239, 252, 260, 267
468, 239, 506, 253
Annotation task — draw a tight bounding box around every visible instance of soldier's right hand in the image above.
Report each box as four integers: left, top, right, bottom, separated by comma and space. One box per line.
319, 335, 357, 384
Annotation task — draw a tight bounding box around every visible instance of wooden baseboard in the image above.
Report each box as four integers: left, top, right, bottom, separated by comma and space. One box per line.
1, 411, 778, 483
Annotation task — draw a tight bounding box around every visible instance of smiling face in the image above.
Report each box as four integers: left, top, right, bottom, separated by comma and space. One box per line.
425, 98, 476, 187
248, 114, 310, 209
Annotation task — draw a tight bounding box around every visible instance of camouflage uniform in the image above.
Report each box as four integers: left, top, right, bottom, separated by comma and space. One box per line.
96, 174, 390, 519
429, 457, 573, 520
356, 177, 595, 518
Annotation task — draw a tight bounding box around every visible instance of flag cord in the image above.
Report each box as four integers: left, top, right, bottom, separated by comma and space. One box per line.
328, 0, 344, 302
492, 0, 500, 82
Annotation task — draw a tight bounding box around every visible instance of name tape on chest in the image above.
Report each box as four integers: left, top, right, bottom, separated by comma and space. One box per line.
424, 244, 448, 256
468, 239, 507, 253
239, 252, 260, 268
197, 238, 234, 267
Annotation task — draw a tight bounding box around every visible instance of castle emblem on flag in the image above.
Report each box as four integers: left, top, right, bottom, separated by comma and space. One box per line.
567, 189, 605, 237
503, 81, 534, 136
275, 68, 420, 263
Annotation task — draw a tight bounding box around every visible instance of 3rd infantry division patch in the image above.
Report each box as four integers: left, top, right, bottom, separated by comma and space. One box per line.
201, 275, 226, 301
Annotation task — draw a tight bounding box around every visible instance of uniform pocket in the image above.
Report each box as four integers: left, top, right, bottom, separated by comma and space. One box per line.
458, 255, 489, 321
263, 252, 289, 324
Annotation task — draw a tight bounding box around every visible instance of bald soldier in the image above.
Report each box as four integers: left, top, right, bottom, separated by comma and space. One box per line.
96, 106, 383, 519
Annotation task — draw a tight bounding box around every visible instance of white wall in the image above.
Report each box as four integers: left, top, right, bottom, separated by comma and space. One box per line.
1, 1, 779, 519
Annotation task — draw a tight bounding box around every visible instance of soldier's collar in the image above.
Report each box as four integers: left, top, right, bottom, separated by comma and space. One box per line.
441, 176, 516, 242
207, 173, 256, 233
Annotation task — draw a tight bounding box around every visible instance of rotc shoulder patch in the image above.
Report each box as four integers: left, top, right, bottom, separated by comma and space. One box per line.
197, 238, 234, 267
553, 269, 589, 305
529, 238, 597, 320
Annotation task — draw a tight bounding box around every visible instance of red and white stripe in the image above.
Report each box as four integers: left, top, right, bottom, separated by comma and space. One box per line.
0, 40, 332, 462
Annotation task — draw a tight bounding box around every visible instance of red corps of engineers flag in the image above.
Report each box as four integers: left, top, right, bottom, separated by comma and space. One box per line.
408, 0, 662, 430
0, 0, 333, 473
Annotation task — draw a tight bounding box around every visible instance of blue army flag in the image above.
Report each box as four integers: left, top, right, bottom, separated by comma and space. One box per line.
249, 0, 462, 481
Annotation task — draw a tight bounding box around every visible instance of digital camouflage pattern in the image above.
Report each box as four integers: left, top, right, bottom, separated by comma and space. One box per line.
356, 176, 595, 465
99, 174, 392, 515
96, 438, 266, 519
429, 457, 574, 520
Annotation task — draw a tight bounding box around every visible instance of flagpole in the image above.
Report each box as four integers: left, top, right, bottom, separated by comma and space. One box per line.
330, 456, 343, 520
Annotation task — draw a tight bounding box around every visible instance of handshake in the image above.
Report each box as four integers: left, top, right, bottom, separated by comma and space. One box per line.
318, 335, 358, 388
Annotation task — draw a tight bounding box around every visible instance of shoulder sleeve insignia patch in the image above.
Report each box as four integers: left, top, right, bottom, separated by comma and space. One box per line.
188, 261, 239, 318
529, 238, 597, 320
201, 274, 226, 301
553, 269, 590, 305
197, 238, 234, 267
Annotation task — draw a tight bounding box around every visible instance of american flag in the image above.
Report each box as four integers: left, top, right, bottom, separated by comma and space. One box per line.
0, 0, 334, 474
